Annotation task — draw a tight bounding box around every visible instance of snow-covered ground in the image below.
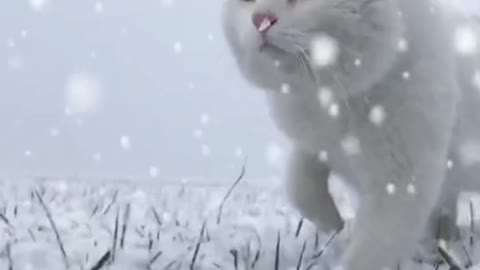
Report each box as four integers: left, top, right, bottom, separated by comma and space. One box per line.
0, 177, 479, 270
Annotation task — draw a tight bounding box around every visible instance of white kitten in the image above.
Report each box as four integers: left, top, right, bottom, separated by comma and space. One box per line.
222, 0, 480, 269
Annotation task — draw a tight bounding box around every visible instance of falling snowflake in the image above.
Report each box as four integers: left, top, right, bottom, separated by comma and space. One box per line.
317, 87, 333, 108
318, 150, 328, 162
369, 105, 386, 126
193, 129, 203, 139
49, 128, 60, 137
310, 34, 339, 67
402, 71, 411, 80
201, 144, 210, 157
281, 83, 291, 94
265, 143, 286, 168
6, 38, 15, 48
20, 30, 28, 39
328, 103, 340, 118
65, 72, 103, 115
161, 0, 175, 7
341, 135, 360, 156
93, 152, 102, 162
454, 25, 478, 55
200, 113, 210, 125
386, 183, 396, 195
397, 38, 409, 52
7, 56, 23, 70
149, 166, 159, 178
89, 51, 97, 59
354, 58, 362, 67
207, 33, 215, 41
94, 2, 104, 13
406, 183, 416, 195
30, 0, 50, 12
120, 135, 131, 150
173, 42, 183, 54
273, 60, 281, 68
447, 159, 454, 169
234, 147, 244, 158
25, 150, 32, 158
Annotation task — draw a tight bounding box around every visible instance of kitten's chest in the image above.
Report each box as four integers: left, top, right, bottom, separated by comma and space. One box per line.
267, 91, 360, 153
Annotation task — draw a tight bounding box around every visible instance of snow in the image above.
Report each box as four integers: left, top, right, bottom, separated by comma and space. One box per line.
29, 0, 50, 12
328, 103, 340, 118
340, 136, 360, 156
0, 178, 479, 270
386, 183, 397, 195
173, 42, 183, 54
310, 35, 339, 67
317, 87, 333, 108
454, 25, 478, 56
318, 150, 328, 162
120, 136, 131, 150
265, 143, 287, 169
65, 73, 103, 115
369, 105, 386, 126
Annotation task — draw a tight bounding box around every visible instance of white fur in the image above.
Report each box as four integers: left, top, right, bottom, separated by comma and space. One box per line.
222, 0, 480, 269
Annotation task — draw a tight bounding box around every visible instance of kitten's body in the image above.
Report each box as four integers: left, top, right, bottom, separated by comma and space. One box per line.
222, 0, 480, 269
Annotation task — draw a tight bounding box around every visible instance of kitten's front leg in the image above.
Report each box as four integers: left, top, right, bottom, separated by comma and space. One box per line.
340, 91, 457, 270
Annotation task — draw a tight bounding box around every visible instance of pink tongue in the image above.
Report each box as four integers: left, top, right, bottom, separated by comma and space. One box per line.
252, 12, 278, 33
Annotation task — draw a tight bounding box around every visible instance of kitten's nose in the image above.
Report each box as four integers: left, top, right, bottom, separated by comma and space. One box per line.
252, 12, 278, 33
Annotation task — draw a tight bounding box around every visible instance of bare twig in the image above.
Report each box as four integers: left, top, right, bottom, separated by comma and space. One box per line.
35, 190, 70, 269
217, 159, 247, 224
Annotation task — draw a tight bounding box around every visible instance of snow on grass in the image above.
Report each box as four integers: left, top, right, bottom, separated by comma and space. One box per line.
0, 177, 479, 270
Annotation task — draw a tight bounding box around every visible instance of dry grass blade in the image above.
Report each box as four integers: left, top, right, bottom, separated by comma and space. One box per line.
217, 159, 247, 224
460, 244, 472, 268
149, 250, 163, 265
103, 190, 118, 215
151, 206, 162, 226
120, 203, 131, 249
312, 229, 340, 259
0, 212, 11, 227
34, 190, 70, 269
274, 231, 281, 270
111, 207, 120, 263
469, 200, 475, 247
230, 249, 238, 270
6, 242, 13, 270
437, 243, 464, 270
89, 250, 111, 270
190, 220, 207, 270
295, 218, 304, 238
296, 240, 307, 270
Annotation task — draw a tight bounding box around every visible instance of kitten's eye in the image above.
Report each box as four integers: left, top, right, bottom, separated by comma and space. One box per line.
242, 0, 255, 2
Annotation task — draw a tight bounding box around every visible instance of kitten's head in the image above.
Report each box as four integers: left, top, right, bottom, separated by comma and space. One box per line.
222, 0, 403, 94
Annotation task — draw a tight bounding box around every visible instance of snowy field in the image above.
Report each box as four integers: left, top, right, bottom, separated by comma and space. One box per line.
1, 176, 480, 270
